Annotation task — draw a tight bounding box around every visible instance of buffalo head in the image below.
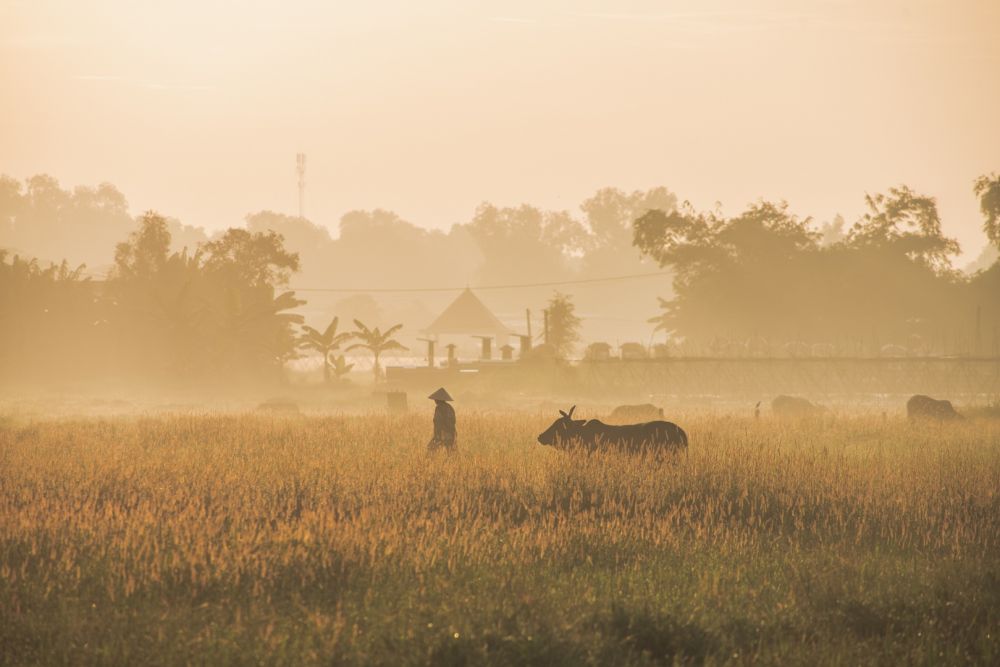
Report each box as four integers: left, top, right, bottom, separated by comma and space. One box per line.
537, 406, 586, 448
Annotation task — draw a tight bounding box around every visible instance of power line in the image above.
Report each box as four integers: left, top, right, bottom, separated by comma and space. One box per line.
73, 269, 671, 294
288, 271, 671, 294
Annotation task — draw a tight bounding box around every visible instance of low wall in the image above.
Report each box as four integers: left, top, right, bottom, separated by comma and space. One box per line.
386, 357, 1000, 403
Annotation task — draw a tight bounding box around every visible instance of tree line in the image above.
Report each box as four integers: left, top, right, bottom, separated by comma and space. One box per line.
0, 212, 404, 387
635, 177, 1000, 357
1, 176, 674, 343
1, 172, 998, 387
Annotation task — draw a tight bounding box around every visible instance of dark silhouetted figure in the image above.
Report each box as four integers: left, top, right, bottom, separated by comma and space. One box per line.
754, 401, 761, 419
427, 387, 457, 452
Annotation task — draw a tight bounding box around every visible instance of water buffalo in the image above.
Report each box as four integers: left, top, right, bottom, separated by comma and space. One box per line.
907, 394, 962, 420
607, 403, 664, 423
771, 395, 825, 417
538, 406, 687, 454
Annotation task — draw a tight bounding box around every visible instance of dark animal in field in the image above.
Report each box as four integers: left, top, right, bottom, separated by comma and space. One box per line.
771, 395, 825, 417
538, 406, 687, 454
607, 403, 664, 423
907, 394, 962, 420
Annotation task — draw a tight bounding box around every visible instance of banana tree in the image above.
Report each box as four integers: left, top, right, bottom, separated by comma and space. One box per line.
300, 316, 354, 384
330, 354, 354, 380
216, 286, 305, 373
346, 319, 408, 383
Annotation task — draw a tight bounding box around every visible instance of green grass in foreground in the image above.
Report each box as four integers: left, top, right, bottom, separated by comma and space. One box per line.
1, 412, 998, 665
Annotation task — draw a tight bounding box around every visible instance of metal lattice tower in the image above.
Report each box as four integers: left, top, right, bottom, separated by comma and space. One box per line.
296, 153, 306, 219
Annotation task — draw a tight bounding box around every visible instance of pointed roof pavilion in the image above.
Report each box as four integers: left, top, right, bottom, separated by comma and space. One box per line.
424, 288, 509, 337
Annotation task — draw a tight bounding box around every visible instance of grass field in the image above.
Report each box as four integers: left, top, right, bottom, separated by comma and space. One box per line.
1, 411, 999, 665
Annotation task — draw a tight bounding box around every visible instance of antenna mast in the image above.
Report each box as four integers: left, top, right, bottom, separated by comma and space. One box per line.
295, 153, 307, 219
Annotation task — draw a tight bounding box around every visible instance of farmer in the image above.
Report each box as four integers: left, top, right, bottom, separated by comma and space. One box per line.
427, 387, 457, 452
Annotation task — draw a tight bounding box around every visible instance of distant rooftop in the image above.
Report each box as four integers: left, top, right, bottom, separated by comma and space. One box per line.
424, 288, 509, 337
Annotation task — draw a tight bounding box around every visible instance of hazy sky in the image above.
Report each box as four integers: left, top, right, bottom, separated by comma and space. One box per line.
2, 0, 998, 260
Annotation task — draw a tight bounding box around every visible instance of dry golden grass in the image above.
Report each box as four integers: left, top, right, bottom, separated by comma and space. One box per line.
1, 411, 999, 665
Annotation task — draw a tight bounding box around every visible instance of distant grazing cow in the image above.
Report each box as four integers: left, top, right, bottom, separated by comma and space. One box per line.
907, 394, 962, 420
771, 395, 825, 417
608, 403, 664, 423
257, 398, 300, 413
538, 405, 687, 454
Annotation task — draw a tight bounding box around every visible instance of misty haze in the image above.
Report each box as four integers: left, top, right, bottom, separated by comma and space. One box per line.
1, 1, 999, 665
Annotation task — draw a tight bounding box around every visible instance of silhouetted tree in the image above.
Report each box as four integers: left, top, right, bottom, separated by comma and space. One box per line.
635, 191, 973, 351
166, 218, 209, 255
331, 209, 479, 292
546, 292, 581, 359
847, 186, 959, 271
0, 251, 98, 380
0, 174, 134, 270
974, 173, 1000, 249
216, 286, 304, 374
114, 211, 171, 280
580, 187, 676, 274
300, 316, 354, 385
461, 203, 582, 285
819, 214, 847, 246
636, 201, 820, 340
347, 320, 408, 383
202, 228, 300, 287
246, 211, 333, 286
107, 214, 304, 381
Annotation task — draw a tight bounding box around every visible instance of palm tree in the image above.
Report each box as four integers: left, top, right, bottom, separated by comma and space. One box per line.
300, 316, 354, 384
347, 319, 408, 383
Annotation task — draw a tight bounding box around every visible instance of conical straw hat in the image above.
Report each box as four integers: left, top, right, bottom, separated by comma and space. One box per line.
428, 387, 453, 401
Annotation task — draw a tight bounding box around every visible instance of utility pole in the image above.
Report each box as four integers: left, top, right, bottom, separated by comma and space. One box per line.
417, 338, 435, 368
296, 153, 306, 219
975, 304, 982, 356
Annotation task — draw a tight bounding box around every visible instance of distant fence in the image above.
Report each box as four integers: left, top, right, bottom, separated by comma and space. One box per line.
386, 357, 1000, 402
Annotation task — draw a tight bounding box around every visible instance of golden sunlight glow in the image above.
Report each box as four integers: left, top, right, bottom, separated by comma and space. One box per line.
2, 0, 998, 259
